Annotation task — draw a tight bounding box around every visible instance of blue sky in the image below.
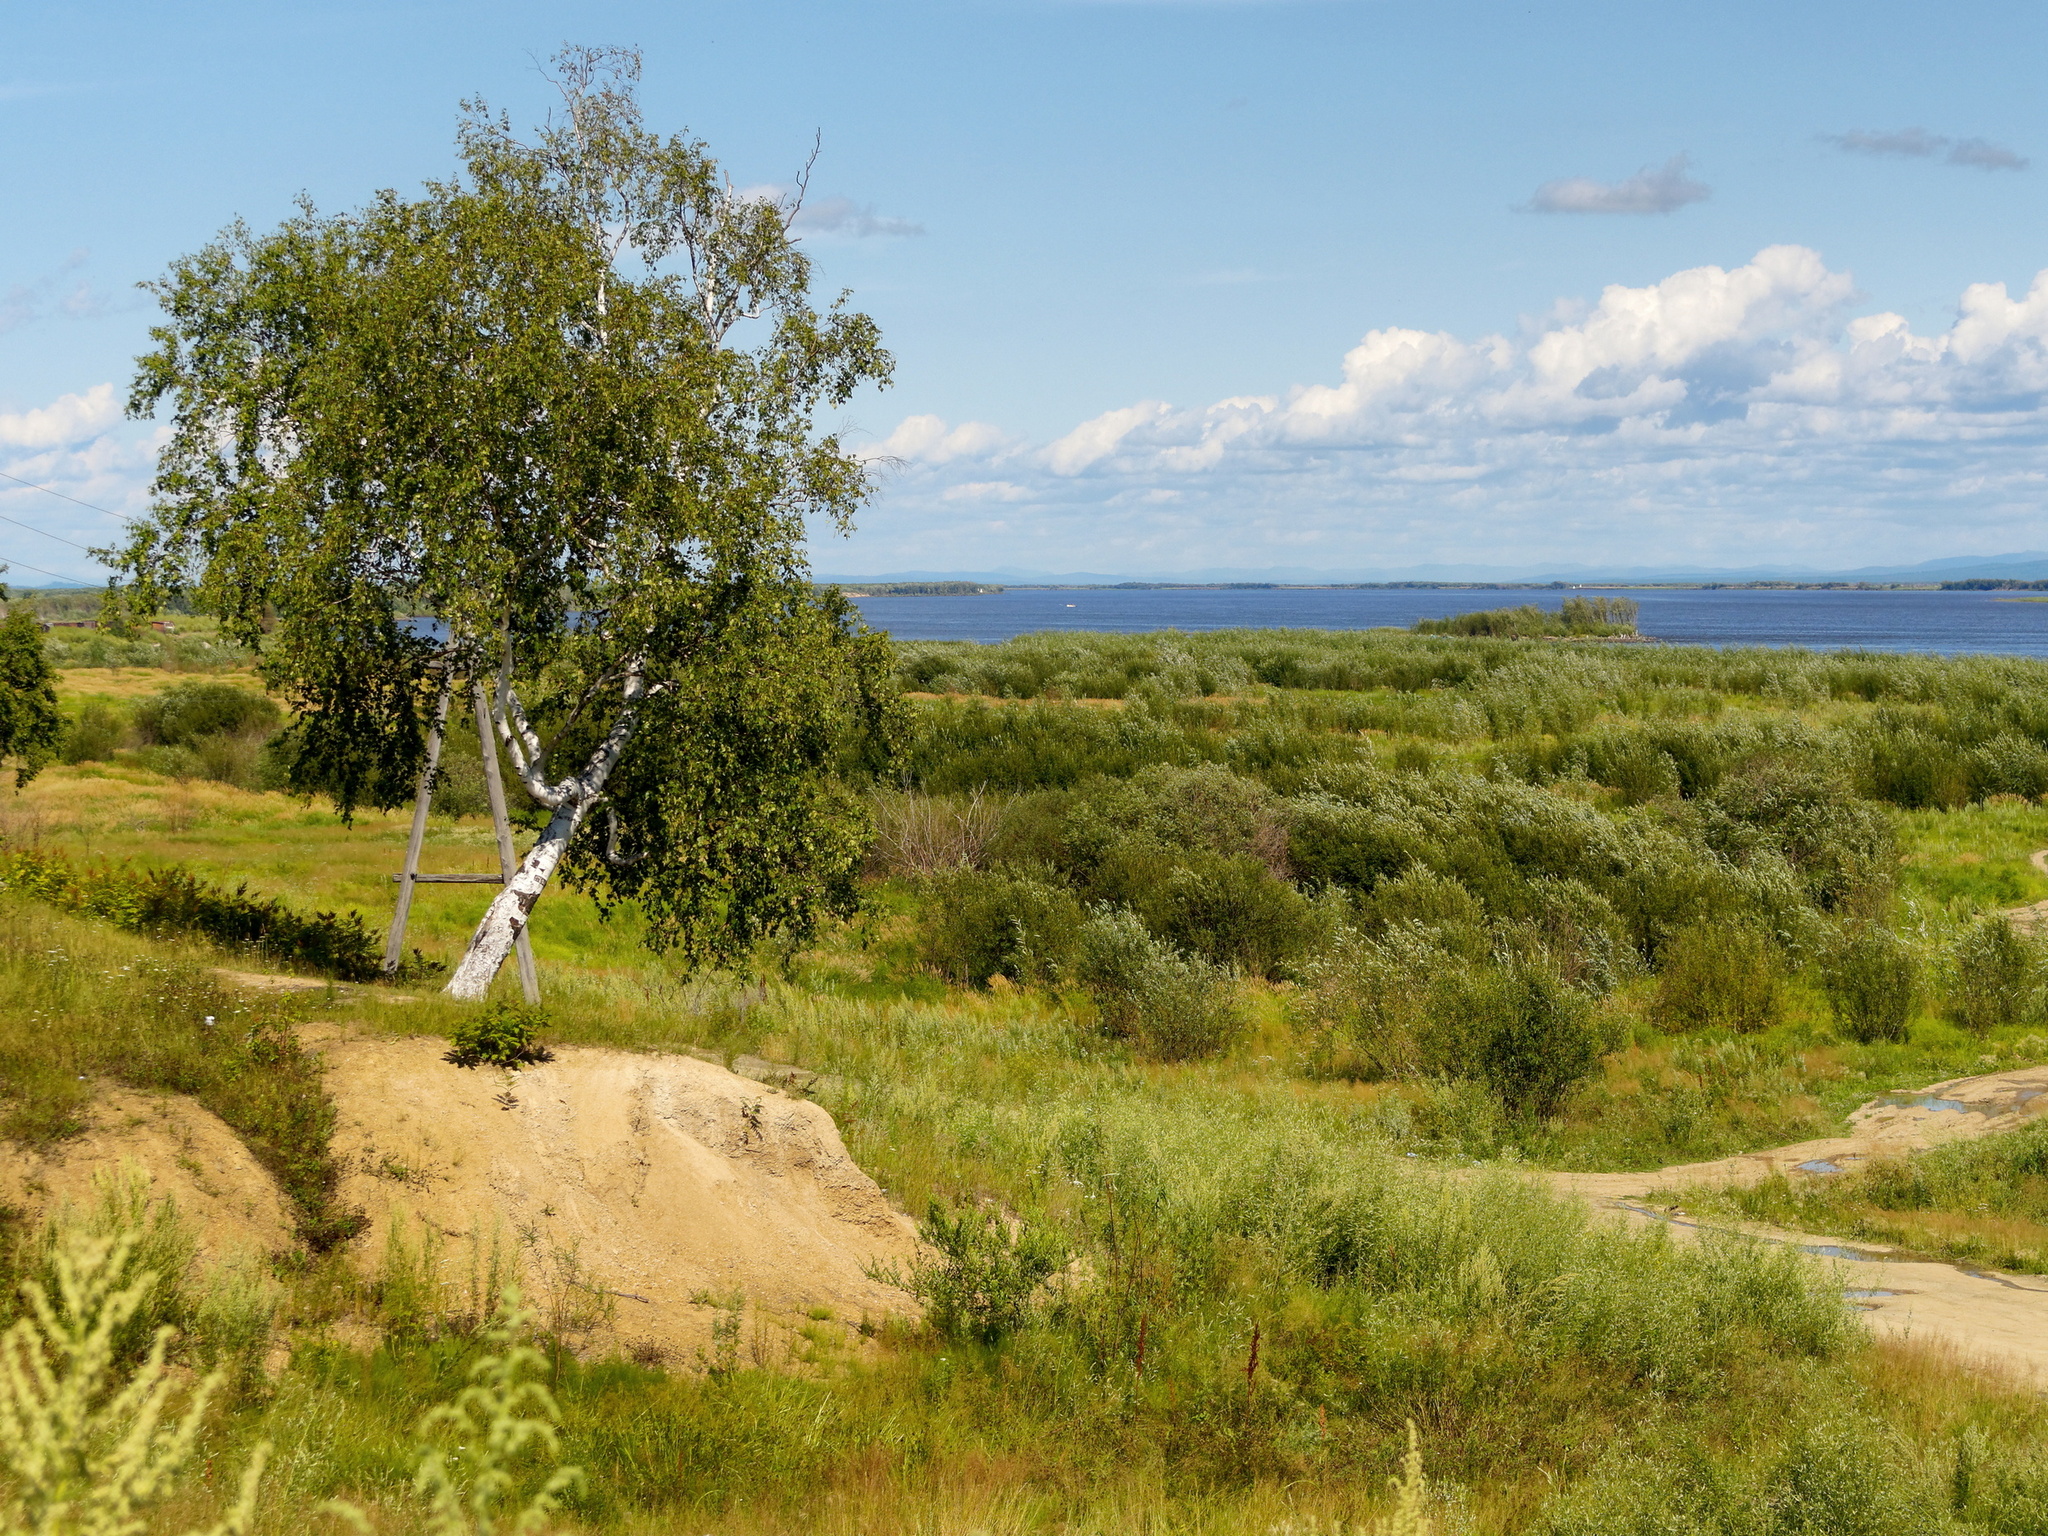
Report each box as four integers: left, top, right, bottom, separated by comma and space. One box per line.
7, 0, 2048, 581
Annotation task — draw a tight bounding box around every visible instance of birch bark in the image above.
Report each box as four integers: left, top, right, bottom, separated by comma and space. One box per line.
442, 669, 649, 999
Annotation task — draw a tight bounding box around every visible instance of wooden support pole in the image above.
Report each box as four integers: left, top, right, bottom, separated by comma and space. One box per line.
383, 684, 451, 975
476, 680, 541, 1005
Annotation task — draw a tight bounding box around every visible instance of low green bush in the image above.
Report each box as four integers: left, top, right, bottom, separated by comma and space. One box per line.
132, 680, 280, 747
1076, 905, 1245, 1061
1821, 922, 1917, 1044
889, 1200, 1068, 1344
1134, 852, 1322, 978
1412, 598, 1636, 639
1654, 921, 1784, 1034
1946, 915, 2039, 1036
1540, 1415, 1940, 1536
1417, 962, 1613, 1120
59, 701, 125, 764
445, 1003, 556, 1068
0, 845, 386, 981
913, 867, 1083, 986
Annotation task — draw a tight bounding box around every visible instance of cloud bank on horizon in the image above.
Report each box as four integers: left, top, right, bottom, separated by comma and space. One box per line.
848, 245, 2048, 575
16, 247, 2048, 583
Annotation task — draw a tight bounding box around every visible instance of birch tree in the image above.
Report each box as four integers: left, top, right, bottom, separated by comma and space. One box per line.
119, 47, 900, 998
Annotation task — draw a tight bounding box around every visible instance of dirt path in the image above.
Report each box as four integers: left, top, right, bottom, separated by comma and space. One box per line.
1998, 847, 2048, 935
1548, 1064, 2048, 1382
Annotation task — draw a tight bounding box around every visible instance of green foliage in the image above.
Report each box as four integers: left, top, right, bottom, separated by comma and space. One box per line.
131, 682, 279, 749
1820, 923, 1917, 1043
0, 1222, 268, 1536
6, 1175, 281, 1398
912, 867, 1083, 986
57, 706, 123, 766
0, 608, 61, 788
1655, 922, 1785, 1034
1075, 906, 1247, 1061
0, 846, 383, 982
892, 1201, 1067, 1345
1412, 596, 1638, 639
960, 763, 1319, 977
399, 1290, 584, 1536
444, 1005, 555, 1070
1946, 915, 2039, 1036
123, 47, 899, 989
1455, 964, 1612, 1121
1540, 1414, 1939, 1535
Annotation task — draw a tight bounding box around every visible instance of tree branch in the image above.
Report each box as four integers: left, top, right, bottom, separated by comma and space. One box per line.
494, 671, 564, 808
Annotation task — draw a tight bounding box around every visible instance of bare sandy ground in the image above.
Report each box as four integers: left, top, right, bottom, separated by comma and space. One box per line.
312, 1031, 921, 1365
0, 1084, 295, 1264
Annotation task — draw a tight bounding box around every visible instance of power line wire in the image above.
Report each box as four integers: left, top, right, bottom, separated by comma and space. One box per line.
0, 468, 131, 521
0, 508, 99, 554
0, 553, 97, 586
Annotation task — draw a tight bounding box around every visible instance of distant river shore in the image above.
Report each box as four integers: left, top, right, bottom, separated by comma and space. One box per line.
845, 586, 2048, 658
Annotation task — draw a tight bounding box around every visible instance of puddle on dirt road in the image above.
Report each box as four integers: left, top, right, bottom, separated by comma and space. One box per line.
1876, 1094, 1973, 1113
1796, 1159, 1846, 1174
1843, 1288, 1899, 1299
1801, 1243, 1892, 1262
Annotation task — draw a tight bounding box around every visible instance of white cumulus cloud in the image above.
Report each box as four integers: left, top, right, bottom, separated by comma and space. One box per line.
862, 414, 1012, 464
1524, 154, 1710, 215
847, 247, 2048, 571
0, 383, 121, 449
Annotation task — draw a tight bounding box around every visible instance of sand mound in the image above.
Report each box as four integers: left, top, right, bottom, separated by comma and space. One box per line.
0, 1086, 295, 1264
312, 1033, 920, 1365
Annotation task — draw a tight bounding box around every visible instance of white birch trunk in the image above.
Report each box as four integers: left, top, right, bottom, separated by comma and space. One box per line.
442, 671, 648, 1000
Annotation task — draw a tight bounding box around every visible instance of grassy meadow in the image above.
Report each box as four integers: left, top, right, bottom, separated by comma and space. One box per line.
15, 620, 2048, 1531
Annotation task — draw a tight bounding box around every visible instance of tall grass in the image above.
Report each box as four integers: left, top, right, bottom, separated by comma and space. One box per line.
0, 898, 361, 1248
0, 845, 388, 981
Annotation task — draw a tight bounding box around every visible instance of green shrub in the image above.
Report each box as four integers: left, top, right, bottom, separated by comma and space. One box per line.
1357, 864, 1487, 935
1412, 601, 1634, 639
1821, 923, 1917, 1043
1137, 853, 1321, 978
0, 846, 386, 981
1077, 906, 1245, 1061
891, 1200, 1068, 1344
914, 867, 1084, 986
1298, 921, 1451, 1081
60, 701, 126, 763
1654, 921, 1784, 1034
1540, 1416, 1935, 1536
445, 1003, 555, 1068
1421, 963, 1612, 1120
132, 680, 280, 747
1946, 915, 2038, 1036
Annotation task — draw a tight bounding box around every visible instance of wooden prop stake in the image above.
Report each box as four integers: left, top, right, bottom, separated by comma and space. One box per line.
382, 684, 451, 975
